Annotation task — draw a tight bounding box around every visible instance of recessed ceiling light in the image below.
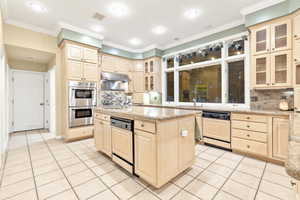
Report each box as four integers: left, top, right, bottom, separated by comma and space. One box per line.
26, 1, 47, 13
129, 38, 142, 46
108, 2, 129, 17
90, 25, 104, 33
152, 26, 167, 35
184, 8, 201, 20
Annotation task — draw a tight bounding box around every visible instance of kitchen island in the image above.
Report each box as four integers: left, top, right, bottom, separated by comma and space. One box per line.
94, 106, 199, 188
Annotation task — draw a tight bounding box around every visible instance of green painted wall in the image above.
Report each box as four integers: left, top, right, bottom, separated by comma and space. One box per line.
245, 0, 300, 27
162, 25, 247, 55
57, 28, 103, 48
102, 45, 143, 59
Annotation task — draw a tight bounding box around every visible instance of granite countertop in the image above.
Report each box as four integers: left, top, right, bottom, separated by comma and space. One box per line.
95, 106, 200, 121
286, 140, 300, 181
137, 104, 292, 116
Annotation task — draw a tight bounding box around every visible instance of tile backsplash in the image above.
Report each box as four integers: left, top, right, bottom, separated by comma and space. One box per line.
250, 89, 294, 110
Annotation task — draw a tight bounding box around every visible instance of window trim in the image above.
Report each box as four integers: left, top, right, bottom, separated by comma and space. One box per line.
162, 32, 250, 109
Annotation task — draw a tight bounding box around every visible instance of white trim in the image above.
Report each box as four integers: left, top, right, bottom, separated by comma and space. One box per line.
161, 20, 245, 50
240, 0, 286, 16
58, 21, 104, 40
163, 32, 248, 58
162, 33, 250, 109
5, 19, 59, 37
103, 41, 161, 53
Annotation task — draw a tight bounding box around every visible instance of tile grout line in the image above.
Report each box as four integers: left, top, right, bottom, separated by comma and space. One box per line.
210, 154, 245, 200
64, 141, 122, 200
0, 135, 11, 188
168, 146, 227, 200
40, 132, 81, 200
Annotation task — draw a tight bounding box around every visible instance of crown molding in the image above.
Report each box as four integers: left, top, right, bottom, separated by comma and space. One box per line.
161, 19, 245, 50
102, 41, 162, 53
58, 22, 104, 40
240, 0, 286, 16
5, 19, 59, 37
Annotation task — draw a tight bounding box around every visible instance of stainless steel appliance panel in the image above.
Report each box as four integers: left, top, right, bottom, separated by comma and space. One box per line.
69, 107, 94, 128
69, 81, 97, 107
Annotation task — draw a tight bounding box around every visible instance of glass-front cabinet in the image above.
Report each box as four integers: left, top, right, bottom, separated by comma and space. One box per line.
252, 26, 270, 55
271, 51, 291, 87
271, 20, 292, 52
253, 55, 271, 87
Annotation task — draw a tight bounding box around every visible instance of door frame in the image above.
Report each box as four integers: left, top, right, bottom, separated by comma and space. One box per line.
10, 69, 47, 132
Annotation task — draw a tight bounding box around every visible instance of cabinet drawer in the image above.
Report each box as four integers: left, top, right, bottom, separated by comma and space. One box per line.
231, 113, 268, 123
67, 126, 94, 140
232, 120, 268, 133
95, 113, 110, 121
135, 120, 156, 133
232, 137, 267, 156
232, 129, 267, 143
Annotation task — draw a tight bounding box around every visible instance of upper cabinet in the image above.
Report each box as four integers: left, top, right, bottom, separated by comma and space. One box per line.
251, 20, 291, 55
294, 13, 300, 87
64, 43, 99, 82
144, 57, 161, 93
250, 18, 293, 89
101, 54, 133, 73
294, 14, 300, 40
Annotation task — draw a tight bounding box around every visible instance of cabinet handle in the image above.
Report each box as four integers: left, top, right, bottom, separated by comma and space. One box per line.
272, 48, 275, 51
295, 35, 298, 38
295, 59, 298, 62
247, 134, 250, 137
141, 124, 144, 127
272, 83, 275, 85
247, 145, 250, 148
247, 125, 250, 128
246, 117, 250, 120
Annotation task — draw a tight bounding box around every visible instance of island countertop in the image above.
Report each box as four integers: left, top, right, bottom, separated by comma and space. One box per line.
94, 106, 200, 121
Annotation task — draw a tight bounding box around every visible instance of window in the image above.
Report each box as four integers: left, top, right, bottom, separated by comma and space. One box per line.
163, 34, 249, 108
179, 65, 221, 103
166, 72, 174, 101
228, 61, 245, 103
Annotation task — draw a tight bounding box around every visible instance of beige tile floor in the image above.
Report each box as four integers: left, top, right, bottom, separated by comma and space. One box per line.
0, 130, 297, 200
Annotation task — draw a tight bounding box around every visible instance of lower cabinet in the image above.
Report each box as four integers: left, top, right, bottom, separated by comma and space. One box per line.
134, 130, 157, 186
134, 116, 195, 188
272, 117, 289, 161
94, 119, 112, 157
65, 126, 94, 141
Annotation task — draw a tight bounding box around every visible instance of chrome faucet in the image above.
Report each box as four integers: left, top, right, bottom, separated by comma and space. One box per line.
192, 98, 197, 107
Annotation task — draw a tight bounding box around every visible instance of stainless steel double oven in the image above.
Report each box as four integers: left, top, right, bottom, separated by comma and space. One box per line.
69, 81, 97, 128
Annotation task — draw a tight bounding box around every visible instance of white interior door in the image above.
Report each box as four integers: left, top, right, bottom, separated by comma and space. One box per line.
13, 71, 45, 132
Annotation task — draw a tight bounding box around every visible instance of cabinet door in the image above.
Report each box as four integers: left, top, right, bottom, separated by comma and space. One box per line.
133, 72, 144, 92
94, 120, 104, 151
101, 54, 116, 72
270, 50, 292, 87
178, 117, 195, 170
252, 54, 271, 88
127, 72, 133, 93
294, 39, 300, 86
67, 60, 83, 80
271, 20, 292, 52
272, 118, 289, 161
144, 76, 149, 91
252, 26, 271, 55
295, 88, 300, 112
67, 44, 83, 61
133, 61, 144, 72
102, 121, 112, 157
144, 61, 149, 74
134, 130, 157, 185
83, 48, 98, 64
111, 127, 133, 163
83, 63, 98, 82
294, 15, 300, 40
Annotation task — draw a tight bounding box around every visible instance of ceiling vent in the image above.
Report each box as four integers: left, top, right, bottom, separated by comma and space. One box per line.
93, 12, 106, 21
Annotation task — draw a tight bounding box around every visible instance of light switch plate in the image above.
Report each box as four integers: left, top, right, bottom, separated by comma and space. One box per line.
181, 130, 188, 137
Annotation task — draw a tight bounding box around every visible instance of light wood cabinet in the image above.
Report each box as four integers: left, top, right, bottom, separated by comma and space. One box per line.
294, 14, 300, 40
101, 54, 117, 72
144, 57, 161, 93
252, 51, 292, 88
295, 88, 300, 112
101, 54, 133, 73
232, 137, 268, 156
112, 127, 133, 163
133, 72, 144, 92
203, 118, 231, 142
293, 113, 300, 137
135, 130, 157, 185
83, 63, 98, 82
66, 126, 94, 141
252, 54, 271, 88
294, 37, 300, 86
250, 18, 292, 89
64, 43, 99, 82
132, 93, 144, 104
252, 26, 271, 55
271, 20, 292, 52
67, 60, 83, 81
94, 119, 112, 157
272, 117, 289, 161
270, 50, 292, 87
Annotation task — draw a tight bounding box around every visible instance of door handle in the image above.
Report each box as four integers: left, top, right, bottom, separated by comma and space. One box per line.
40, 103, 45, 106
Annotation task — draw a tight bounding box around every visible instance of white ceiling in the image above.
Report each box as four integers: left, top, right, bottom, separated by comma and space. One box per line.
3, 0, 271, 51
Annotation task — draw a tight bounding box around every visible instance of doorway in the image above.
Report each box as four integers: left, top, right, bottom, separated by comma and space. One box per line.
12, 70, 46, 132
